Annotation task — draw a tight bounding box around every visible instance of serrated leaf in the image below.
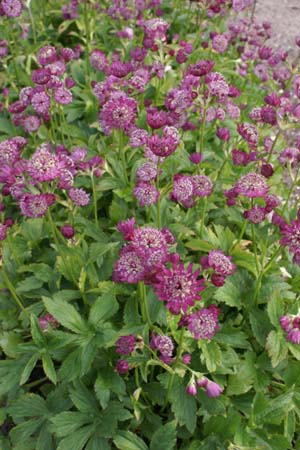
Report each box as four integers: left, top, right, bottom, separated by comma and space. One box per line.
185, 239, 214, 252
113, 430, 149, 450
43, 297, 88, 334
10, 418, 44, 443
30, 315, 46, 347
42, 353, 57, 384
150, 421, 177, 450
266, 330, 288, 368
16, 276, 44, 293
9, 394, 48, 419
56, 424, 94, 450
214, 270, 254, 309
267, 292, 284, 327
89, 288, 118, 327
69, 381, 98, 414
20, 354, 39, 385
199, 340, 222, 372
249, 309, 271, 346
287, 342, 300, 360
227, 353, 256, 396
170, 377, 197, 433
51, 412, 91, 437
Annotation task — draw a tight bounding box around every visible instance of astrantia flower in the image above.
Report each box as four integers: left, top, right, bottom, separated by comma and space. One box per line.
37, 45, 57, 65
22, 115, 41, 133
150, 332, 174, 364
170, 175, 194, 208
113, 247, 145, 283
154, 261, 205, 315
31, 91, 50, 115
61, 224, 74, 239
117, 217, 135, 241
131, 227, 167, 264
192, 175, 213, 197
54, 88, 73, 105
99, 92, 137, 135
243, 205, 266, 224
27, 145, 61, 182
69, 188, 90, 206
115, 335, 136, 355
129, 128, 149, 147
136, 162, 157, 181
280, 219, 300, 263
187, 305, 220, 340
19, 193, 55, 218
205, 380, 223, 398
237, 123, 258, 149
90, 49, 108, 71
235, 173, 269, 198
2, 0, 22, 17
115, 359, 129, 374
208, 250, 236, 276
133, 182, 159, 206
0, 223, 7, 241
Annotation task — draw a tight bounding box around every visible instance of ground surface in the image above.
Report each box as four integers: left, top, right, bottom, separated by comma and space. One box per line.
255, 0, 300, 49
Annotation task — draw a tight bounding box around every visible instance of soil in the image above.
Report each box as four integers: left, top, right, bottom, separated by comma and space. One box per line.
254, 0, 300, 50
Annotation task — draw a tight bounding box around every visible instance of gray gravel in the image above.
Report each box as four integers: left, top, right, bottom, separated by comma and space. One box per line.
255, 0, 300, 50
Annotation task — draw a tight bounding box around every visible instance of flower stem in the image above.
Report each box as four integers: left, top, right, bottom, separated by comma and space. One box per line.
163, 328, 185, 409
156, 158, 161, 228
138, 281, 152, 327
199, 197, 207, 238
2, 269, 29, 318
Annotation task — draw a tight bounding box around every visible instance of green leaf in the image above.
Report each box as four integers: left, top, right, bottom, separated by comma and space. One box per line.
42, 352, 57, 385
266, 330, 288, 368
51, 412, 92, 437
249, 309, 271, 346
113, 431, 149, 450
9, 394, 48, 419
43, 297, 88, 334
10, 418, 44, 442
88, 242, 118, 264
21, 219, 44, 242
267, 292, 284, 327
16, 276, 44, 293
199, 340, 222, 372
56, 424, 94, 450
89, 288, 118, 327
96, 402, 132, 438
185, 239, 214, 252
214, 270, 254, 309
69, 381, 98, 414
85, 436, 110, 450
20, 354, 39, 385
227, 353, 256, 396
150, 421, 177, 450
0, 117, 15, 135
287, 342, 300, 360
30, 315, 46, 347
170, 377, 197, 433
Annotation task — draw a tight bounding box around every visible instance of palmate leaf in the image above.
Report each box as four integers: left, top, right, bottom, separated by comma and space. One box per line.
150, 421, 177, 450
43, 297, 88, 335
113, 431, 149, 450
20, 353, 39, 385
213, 270, 255, 309
265, 330, 288, 368
56, 425, 94, 450
9, 394, 48, 420
169, 377, 197, 434
88, 287, 119, 327
50, 412, 92, 437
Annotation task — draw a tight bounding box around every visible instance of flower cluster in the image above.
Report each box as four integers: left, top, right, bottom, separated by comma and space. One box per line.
280, 315, 300, 344
186, 376, 223, 398
201, 250, 236, 286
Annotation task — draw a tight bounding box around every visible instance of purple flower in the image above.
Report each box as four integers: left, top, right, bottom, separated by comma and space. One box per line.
19, 193, 55, 218
69, 188, 90, 206
237, 123, 258, 149
133, 182, 159, 206
115, 359, 129, 375
22, 115, 41, 133
280, 219, 300, 262
136, 162, 157, 182
150, 332, 174, 364
2, 0, 22, 17
54, 88, 73, 105
192, 175, 213, 197
129, 129, 149, 147
116, 335, 136, 355
170, 175, 194, 208
235, 173, 269, 198
186, 380, 197, 396
99, 92, 137, 135
27, 144, 61, 182
243, 205, 266, 224
117, 217, 135, 241
212, 34, 228, 53
208, 250, 236, 276
90, 49, 108, 71
113, 247, 145, 284
39, 314, 59, 331
205, 380, 223, 398
154, 261, 205, 315
61, 224, 75, 239
182, 353, 192, 365
187, 305, 220, 340
37, 45, 57, 65
0, 223, 7, 241
31, 91, 50, 115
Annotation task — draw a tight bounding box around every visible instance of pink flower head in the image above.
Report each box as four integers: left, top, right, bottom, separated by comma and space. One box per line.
186, 380, 197, 396
133, 181, 159, 206
115, 359, 129, 374
27, 144, 61, 182
117, 217, 135, 241
2, 0, 22, 17
39, 314, 59, 331
170, 174, 194, 208
243, 205, 266, 224
188, 60, 214, 77
113, 247, 145, 284
208, 250, 236, 276
19, 193, 55, 218
150, 332, 174, 364
235, 172, 269, 198
99, 92, 137, 135
192, 175, 213, 197
237, 123, 258, 149
37, 45, 57, 65
280, 219, 300, 262
115, 335, 136, 355
69, 188, 90, 206
131, 227, 167, 263
205, 380, 223, 397
187, 304, 220, 340
61, 224, 75, 239
154, 261, 205, 315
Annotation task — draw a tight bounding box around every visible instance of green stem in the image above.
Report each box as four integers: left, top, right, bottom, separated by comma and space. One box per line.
163, 328, 185, 409
28, 3, 37, 45
2, 269, 29, 318
46, 209, 60, 249
251, 223, 260, 276
230, 219, 248, 252
266, 129, 280, 163
84, 0, 91, 81
6, 24, 20, 87
119, 133, 129, 185
138, 281, 152, 327
199, 197, 207, 238
91, 174, 99, 227
281, 165, 300, 215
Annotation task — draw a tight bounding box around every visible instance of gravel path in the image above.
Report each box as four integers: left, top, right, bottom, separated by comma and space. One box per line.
255, 0, 300, 49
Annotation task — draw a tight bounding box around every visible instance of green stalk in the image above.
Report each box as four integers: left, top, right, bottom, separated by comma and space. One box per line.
266, 129, 280, 163
251, 223, 260, 276
28, 2, 37, 45
163, 328, 185, 409
6, 24, 20, 87
156, 158, 161, 228
91, 173, 99, 227
138, 281, 152, 328
230, 219, 248, 253
84, 0, 91, 81
118, 133, 129, 184
281, 165, 300, 215
199, 197, 207, 238
2, 269, 29, 318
